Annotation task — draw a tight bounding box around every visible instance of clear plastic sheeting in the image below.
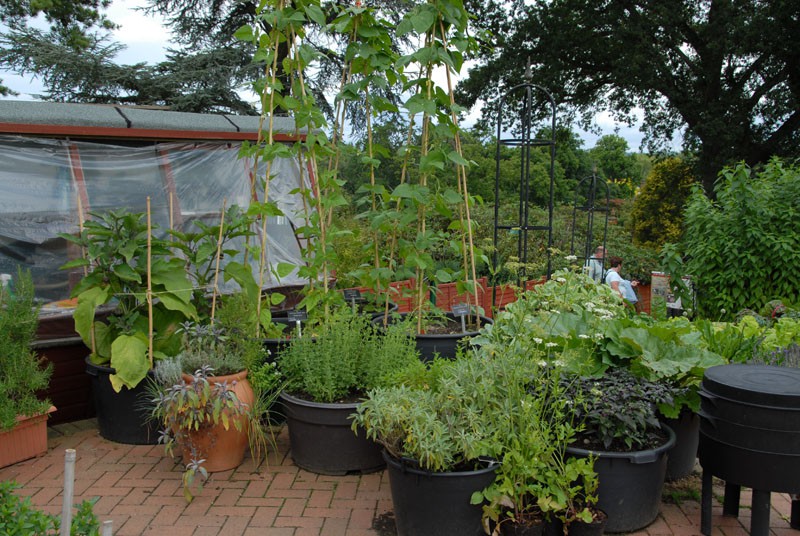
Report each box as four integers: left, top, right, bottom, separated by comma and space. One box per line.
0, 136, 308, 302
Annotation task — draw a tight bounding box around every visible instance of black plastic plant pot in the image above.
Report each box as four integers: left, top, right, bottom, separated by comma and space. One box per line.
567, 511, 607, 536
85, 356, 159, 445
566, 425, 675, 533
383, 451, 499, 536
263, 317, 293, 362
661, 409, 700, 481
279, 391, 384, 475
372, 312, 492, 362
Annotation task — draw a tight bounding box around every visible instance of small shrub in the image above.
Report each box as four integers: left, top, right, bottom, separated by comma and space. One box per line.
682, 159, 800, 319
631, 157, 696, 248
0, 480, 100, 535
0, 269, 51, 430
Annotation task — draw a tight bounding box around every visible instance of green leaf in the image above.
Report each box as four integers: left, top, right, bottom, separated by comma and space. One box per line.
74, 287, 109, 345
109, 333, 150, 391
112, 263, 141, 283
234, 24, 254, 42
304, 4, 326, 27
151, 268, 193, 304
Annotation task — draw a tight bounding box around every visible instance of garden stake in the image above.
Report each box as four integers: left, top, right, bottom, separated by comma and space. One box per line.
146, 197, 154, 369
102, 520, 113, 535
60, 449, 76, 536
209, 199, 227, 324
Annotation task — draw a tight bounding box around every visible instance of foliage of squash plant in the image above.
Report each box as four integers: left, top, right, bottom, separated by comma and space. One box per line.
680, 158, 800, 319
0, 269, 51, 430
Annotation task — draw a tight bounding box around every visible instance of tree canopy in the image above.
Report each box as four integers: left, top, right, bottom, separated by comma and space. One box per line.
458, 0, 800, 191
0, 0, 116, 96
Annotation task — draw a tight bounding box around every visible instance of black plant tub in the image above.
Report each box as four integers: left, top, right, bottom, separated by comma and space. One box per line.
566, 425, 676, 533
661, 409, 700, 481
279, 391, 384, 475
372, 312, 492, 362
384, 451, 499, 536
85, 356, 159, 445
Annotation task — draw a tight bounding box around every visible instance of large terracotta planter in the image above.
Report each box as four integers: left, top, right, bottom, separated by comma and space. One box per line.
0, 406, 56, 468
179, 371, 254, 473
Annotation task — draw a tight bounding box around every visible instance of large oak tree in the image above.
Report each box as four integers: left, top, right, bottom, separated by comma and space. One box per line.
458, 0, 800, 191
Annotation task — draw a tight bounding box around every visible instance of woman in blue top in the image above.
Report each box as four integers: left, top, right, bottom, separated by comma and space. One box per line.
605, 256, 639, 306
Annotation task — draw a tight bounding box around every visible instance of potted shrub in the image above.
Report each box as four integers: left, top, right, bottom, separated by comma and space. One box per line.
471, 361, 577, 536
0, 269, 56, 468
277, 310, 419, 474
470, 287, 605, 536
150, 313, 272, 502
61, 209, 198, 443
353, 351, 518, 536
63, 206, 266, 444
561, 368, 676, 533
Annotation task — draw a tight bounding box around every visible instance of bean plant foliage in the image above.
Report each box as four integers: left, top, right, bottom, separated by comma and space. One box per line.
681, 158, 800, 319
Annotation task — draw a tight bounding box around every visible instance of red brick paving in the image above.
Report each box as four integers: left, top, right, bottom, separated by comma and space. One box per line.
0, 419, 796, 535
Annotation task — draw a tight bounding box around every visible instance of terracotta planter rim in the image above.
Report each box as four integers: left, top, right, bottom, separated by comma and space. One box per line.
14, 405, 57, 424
181, 370, 248, 384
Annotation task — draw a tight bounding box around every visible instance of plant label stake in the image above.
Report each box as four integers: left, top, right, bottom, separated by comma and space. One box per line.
452, 302, 470, 333
343, 289, 362, 314
288, 309, 307, 338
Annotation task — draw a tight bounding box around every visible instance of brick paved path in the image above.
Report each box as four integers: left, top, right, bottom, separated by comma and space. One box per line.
0, 420, 796, 536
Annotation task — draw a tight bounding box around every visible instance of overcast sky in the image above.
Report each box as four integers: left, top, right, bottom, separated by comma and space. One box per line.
1, 1, 658, 152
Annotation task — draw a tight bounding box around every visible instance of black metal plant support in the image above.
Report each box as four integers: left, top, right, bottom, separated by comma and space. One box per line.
570, 167, 610, 275
491, 73, 557, 311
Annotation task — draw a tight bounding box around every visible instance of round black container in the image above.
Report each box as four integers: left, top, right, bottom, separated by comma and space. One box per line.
662, 409, 700, 481
373, 312, 492, 362
698, 364, 800, 493
263, 317, 293, 362
279, 391, 384, 475
384, 451, 498, 536
85, 357, 159, 445
566, 425, 675, 533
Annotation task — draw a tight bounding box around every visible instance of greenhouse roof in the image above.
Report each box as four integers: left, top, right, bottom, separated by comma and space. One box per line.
0, 100, 299, 141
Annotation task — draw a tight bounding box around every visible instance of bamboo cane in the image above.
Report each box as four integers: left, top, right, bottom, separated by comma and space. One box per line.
210, 200, 227, 324
146, 197, 154, 370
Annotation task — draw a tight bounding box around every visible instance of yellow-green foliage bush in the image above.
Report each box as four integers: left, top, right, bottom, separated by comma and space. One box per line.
631, 158, 696, 248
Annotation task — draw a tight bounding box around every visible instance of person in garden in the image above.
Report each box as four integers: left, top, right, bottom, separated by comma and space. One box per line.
585, 245, 606, 283
605, 256, 639, 307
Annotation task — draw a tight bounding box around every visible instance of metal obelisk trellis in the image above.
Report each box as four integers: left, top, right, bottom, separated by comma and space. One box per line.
570, 168, 610, 275
491, 78, 557, 310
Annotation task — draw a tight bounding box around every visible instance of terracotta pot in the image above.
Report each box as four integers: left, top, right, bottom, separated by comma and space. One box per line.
179, 371, 254, 473
0, 406, 56, 468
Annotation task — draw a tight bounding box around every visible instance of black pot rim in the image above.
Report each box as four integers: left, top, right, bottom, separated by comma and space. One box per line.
382, 449, 499, 477
566, 423, 676, 464
371, 311, 493, 339
279, 390, 361, 410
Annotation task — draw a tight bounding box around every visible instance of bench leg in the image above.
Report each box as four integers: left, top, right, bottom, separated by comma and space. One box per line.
723, 482, 740, 516
701, 470, 713, 536
791, 495, 800, 530
750, 489, 771, 536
